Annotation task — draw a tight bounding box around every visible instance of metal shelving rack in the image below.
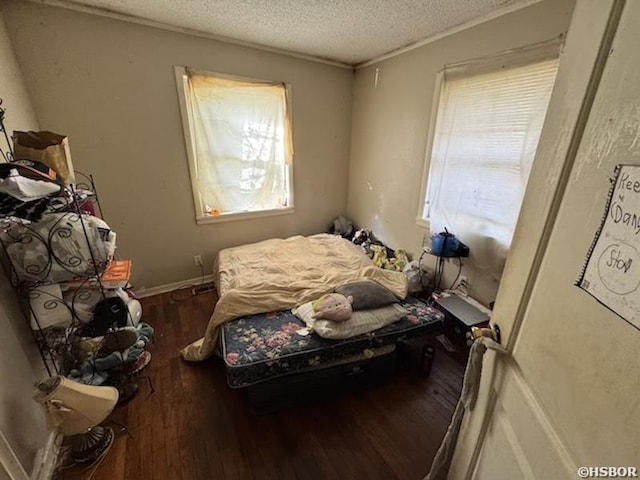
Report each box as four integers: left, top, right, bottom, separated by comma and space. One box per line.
0, 98, 114, 376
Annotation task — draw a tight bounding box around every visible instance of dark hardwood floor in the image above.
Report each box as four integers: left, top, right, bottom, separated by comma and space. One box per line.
64, 290, 465, 480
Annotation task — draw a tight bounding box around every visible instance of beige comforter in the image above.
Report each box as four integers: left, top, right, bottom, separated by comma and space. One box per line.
180, 234, 408, 361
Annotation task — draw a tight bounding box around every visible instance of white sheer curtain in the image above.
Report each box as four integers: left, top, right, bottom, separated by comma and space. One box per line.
186, 69, 293, 215
425, 58, 559, 281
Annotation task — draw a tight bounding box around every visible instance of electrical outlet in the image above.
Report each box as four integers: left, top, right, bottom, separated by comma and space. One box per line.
459, 276, 468, 289
193, 255, 203, 266
193, 284, 216, 295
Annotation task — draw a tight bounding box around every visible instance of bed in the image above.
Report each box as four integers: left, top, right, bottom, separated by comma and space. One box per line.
181, 234, 409, 361
180, 233, 443, 410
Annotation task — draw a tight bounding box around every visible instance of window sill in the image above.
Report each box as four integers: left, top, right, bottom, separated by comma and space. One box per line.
196, 207, 295, 225
415, 216, 430, 230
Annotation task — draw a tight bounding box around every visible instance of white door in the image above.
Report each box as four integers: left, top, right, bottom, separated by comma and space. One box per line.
448, 0, 640, 478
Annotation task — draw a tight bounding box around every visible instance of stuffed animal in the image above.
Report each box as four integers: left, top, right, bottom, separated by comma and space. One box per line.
370, 244, 389, 268
312, 293, 353, 321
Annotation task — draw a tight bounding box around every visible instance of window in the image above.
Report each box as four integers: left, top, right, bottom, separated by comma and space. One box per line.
419, 46, 559, 278
175, 67, 294, 224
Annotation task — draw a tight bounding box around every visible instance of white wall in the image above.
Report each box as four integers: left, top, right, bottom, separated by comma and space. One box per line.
347, 0, 575, 305
2, 0, 354, 290
0, 8, 48, 474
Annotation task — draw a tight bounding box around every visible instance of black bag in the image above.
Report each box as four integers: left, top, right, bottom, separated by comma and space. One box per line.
77, 297, 128, 337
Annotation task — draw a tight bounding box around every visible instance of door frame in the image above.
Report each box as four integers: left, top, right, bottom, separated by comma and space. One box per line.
447, 0, 626, 477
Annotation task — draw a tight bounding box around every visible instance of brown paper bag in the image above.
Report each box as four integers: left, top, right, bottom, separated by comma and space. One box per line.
13, 131, 76, 185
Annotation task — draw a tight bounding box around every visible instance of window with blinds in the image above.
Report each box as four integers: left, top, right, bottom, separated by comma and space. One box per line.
421, 55, 559, 277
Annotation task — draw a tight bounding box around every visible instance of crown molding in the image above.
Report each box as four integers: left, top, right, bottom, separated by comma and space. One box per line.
355, 0, 543, 69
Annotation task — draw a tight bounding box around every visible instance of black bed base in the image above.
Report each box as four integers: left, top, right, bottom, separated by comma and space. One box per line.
246, 348, 397, 414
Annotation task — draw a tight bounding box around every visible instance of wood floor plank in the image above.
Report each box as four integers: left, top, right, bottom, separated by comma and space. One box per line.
318, 404, 399, 480
64, 290, 464, 480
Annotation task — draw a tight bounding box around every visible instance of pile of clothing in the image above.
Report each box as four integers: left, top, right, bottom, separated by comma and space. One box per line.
61, 296, 154, 405
0, 160, 63, 222
352, 229, 409, 271
69, 322, 154, 386
328, 216, 409, 272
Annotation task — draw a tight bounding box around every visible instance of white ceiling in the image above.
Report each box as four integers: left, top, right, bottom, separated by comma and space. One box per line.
53, 0, 540, 66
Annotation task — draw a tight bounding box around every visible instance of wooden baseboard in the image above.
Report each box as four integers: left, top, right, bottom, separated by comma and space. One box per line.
134, 274, 216, 298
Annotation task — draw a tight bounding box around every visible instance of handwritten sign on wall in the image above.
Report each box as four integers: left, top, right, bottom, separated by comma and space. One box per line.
577, 164, 640, 330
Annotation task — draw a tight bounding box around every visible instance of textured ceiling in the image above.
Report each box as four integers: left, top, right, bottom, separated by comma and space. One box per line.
54, 0, 539, 65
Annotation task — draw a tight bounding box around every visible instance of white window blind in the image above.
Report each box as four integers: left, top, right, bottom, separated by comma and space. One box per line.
182, 69, 293, 219
424, 58, 559, 279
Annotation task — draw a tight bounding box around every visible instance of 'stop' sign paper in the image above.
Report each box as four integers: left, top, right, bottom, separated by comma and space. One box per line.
577, 164, 640, 330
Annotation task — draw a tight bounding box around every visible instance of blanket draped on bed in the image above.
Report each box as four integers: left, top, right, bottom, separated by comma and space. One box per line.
181, 234, 408, 361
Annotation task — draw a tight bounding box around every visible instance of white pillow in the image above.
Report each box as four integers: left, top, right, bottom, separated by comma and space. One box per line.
292, 301, 407, 340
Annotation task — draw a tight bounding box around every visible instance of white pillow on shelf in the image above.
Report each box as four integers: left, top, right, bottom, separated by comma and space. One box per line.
292, 301, 407, 340
29, 283, 72, 330
5, 213, 116, 284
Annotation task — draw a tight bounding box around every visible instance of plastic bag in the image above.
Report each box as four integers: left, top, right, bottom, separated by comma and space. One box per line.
404, 261, 423, 294
404, 260, 434, 294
